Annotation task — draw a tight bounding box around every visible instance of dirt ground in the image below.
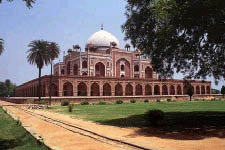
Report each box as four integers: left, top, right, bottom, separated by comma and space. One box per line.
1, 101, 225, 150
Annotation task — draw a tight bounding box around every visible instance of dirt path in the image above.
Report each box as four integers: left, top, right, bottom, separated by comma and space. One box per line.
1, 101, 225, 150
0, 101, 126, 150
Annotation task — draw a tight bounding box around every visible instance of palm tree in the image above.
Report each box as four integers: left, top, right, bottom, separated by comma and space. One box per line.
0, 38, 4, 56
27, 40, 50, 102
0, 0, 35, 8
48, 42, 60, 105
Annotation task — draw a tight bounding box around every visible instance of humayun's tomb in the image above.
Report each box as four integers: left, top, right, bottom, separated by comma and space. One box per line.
15, 27, 211, 99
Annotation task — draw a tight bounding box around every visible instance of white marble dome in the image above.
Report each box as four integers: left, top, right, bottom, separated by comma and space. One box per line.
86, 29, 120, 48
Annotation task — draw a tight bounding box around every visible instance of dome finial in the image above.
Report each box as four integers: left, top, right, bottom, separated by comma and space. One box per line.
101, 24, 104, 30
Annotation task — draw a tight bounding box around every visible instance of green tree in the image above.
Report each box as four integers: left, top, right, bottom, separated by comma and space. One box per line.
0, 79, 16, 97
122, 0, 225, 80
221, 86, 225, 97
0, 81, 8, 97
0, 0, 35, 8
48, 42, 60, 105
27, 40, 50, 102
184, 80, 194, 101
0, 38, 3, 56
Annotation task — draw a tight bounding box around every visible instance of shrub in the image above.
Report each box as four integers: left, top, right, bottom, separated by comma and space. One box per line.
116, 99, 123, 104
146, 109, 164, 126
156, 99, 161, 103
130, 99, 136, 103
144, 99, 149, 103
61, 100, 69, 106
80, 100, 89, 105
68, 104, 74, 112
98, 100, 107, 105
39, 100, 48, 105
167, 99, 172, 102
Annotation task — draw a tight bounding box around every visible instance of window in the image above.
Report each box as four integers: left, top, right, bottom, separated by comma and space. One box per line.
82, 61, 87, 68
121, 65, 125, 71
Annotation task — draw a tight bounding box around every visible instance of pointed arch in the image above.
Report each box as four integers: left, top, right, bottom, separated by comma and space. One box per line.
145, 84, 152, 95
115, 83, 123, 96
170, 85, 175, 95
50, 84, 58, 96
103, 83, 111, 96
177, 85, 182, 95
125, 83, 133, 96
196, 86, 200, 94
201, 85, 205, 94
95, 62, 105, 77
78, 82, 87, 96
145, 67, 153, 79
91, 83, 100, 96
135, 84, 143, 95
162, 85, 168, 95
63, 82, 73, 96
207, 86, 210, 94
154, 85, 160, 95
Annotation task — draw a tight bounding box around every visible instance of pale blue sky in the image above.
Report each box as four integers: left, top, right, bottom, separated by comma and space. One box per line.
0, 0, 224, 90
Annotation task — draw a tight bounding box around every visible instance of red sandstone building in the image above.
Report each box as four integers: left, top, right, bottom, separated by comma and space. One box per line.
15, 28, 211, 97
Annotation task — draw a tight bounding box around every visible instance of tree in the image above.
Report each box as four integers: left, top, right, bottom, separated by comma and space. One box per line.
0, 79, 16, 97
122, 0, 225, 80
0, 0, 35, 8
0, 38, 3, 56
184, 80, 194, 101
0, 0, 35, 55
27, 40, 50, 102
221, 86, 225, 97
48, 42, 60, 105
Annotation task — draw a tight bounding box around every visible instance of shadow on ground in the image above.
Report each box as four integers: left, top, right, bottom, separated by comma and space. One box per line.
97, 111, 225, 140
0, 138, 21, 150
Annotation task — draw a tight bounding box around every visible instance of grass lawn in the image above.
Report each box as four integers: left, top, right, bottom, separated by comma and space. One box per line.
49, 100, 225, 139
49, 100, 225, 126
0, 107, 48, 150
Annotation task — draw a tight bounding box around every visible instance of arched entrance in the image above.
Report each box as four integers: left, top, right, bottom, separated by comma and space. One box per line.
103, 83, 111, 96
145, 67, 153, 79
78, 82, 87, 96
201, 85, 205, 94
135, 84, 143, 95
125, 83, 133, 96
177, 85, 182, 95
116, 58, 131, 78
145, 84, 152, 95
154, 85, 160, 95
91, 83, 100, 96
162, 85, 168, 95
115, 83, 123, 96
170, 85, 175, 95
207, 86, 210, 94
196, 86, 200, 94
95, 62, 105, 77
50, 84, 58, 96
63, 82, 73, 96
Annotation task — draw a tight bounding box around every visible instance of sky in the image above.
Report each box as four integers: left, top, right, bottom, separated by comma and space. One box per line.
0, 0, 224, 90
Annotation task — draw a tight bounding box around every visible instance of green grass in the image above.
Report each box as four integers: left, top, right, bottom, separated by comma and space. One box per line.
0, 107, 48, 150
49, 100, 225, 139
49, 100, 225, 124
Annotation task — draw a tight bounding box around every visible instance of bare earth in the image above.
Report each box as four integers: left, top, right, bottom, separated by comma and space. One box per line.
1, 101, 225, 150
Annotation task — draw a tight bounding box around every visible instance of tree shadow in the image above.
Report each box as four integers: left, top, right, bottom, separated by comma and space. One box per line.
0, 139, 21, 150
96, 111, 225, 140
0, 133, 32, 150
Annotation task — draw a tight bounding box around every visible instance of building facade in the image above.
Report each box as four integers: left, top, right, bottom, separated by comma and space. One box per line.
15, 28, 211, 97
